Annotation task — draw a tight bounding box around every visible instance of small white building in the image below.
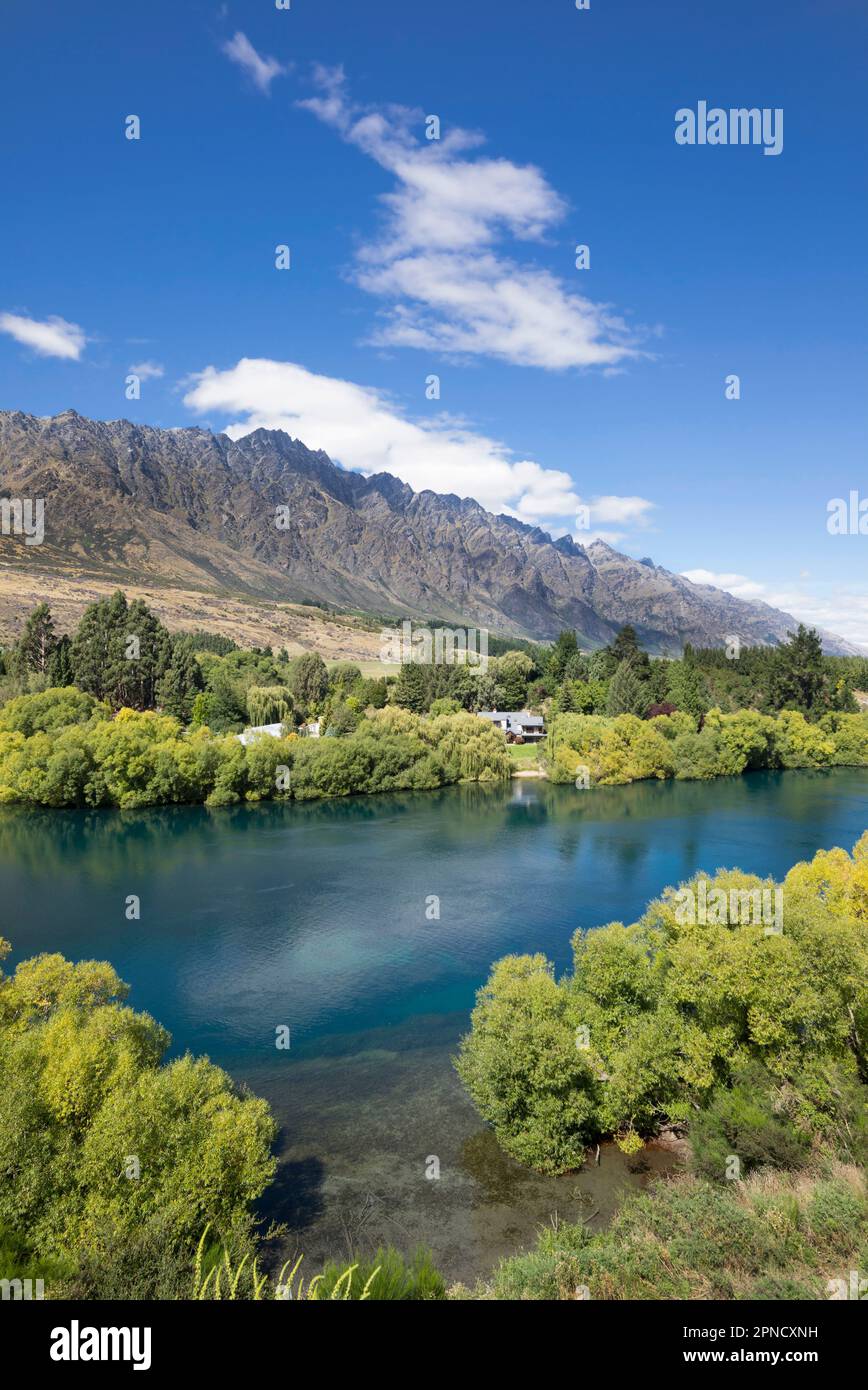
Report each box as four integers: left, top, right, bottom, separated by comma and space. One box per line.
478, 709, 545, 742
300, 720, 321, 738
236, 722, 287, 746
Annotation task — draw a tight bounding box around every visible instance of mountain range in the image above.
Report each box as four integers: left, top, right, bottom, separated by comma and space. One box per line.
0, 409, 859, 655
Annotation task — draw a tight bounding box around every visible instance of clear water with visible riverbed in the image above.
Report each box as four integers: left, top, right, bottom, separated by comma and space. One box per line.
2, 769, 866, 1282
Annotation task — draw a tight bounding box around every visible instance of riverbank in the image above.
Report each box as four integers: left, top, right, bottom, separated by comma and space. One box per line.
3, 687, 867, 810
547, 707, 868, 786
0, 693, 511, 808
454, 1160, 868, 1300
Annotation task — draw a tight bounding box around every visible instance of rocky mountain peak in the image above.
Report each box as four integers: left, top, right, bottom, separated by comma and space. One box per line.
0, 408, 859, 655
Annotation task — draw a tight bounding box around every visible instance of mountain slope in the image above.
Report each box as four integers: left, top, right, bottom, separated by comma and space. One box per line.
0, 409, 857, 654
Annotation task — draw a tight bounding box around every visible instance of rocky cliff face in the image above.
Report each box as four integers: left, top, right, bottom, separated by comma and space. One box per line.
0, 409, 856, 653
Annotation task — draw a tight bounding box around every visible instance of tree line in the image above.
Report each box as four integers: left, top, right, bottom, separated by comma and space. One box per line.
1, 595, 863, 739
0, 694, 511, 808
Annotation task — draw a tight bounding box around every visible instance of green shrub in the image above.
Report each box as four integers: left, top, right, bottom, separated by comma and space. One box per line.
0, 940, 276, 1282
58, 1218, 192, 1300
546, 706, 868, 787
0, 686, 107, 736
492, 1247, 569, 1300
690, 1066, 811, 1181
456, 838, 868, 1172
454, 954, 601, 1173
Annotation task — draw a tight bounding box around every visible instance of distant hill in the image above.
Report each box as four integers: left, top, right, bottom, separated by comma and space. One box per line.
0, 409, 860, 655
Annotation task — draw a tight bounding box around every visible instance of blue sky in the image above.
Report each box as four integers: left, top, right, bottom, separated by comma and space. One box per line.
1, 0, 867, 643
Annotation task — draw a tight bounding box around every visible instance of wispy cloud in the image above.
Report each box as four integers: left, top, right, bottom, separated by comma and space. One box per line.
585, 495, 655, 527
0, 312, 86, 360
298, 67, 643, 371
128, 359, 165, 381
183, 356, 581, 521
682, 568, 868, 650
681, 568, 766, 600
571, 495, 656, 549
222, 31, 287, 95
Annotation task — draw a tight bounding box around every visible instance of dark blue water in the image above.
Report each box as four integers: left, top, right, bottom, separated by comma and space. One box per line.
2, 769, 866, 1280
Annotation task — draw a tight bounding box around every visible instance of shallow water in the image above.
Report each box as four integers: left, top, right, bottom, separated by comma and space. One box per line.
2, 769, 866, 1281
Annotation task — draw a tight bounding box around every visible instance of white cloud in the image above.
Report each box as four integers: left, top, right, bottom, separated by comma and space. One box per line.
182, 356, 581, 520
298, 67, 642, 371
570, 495, 655, 549
681, 568, 767, 600
0, 312, 86, 360
222, 31, 286, 94
129, 360, 164, 381
682, 568, 868, 650
761, 586, 868, 651
585, 495, 655, 527
357, 254, 634, 370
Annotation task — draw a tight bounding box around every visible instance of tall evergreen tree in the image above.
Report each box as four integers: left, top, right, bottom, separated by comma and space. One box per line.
157, 642, 204, 722
605, 658, 650, 717
495, 651, 535, 709
288, 652, 329, 711
766, 625, 828, 720
587, 648, 615, 681
563, 651, 589, 683
607, 624, 651, 677
649, 658, 671, 703
393, 661, 427, 713
70, 591, 172, 709
556, 680, 578, 713
120, 598, 173, 709
47, 634, 74, 687
70, 590, 128, 703
547, 630, 579, 683
15, 602, 57, 675
667, 659, 710, 723
200, 662, 247, 729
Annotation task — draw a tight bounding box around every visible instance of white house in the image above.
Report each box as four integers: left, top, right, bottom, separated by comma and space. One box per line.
477, 709, 545, 742
236, 722, 287, 746
237, 720, 322, 743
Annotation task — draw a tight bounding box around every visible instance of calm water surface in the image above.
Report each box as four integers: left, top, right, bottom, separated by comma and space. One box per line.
2, 770, 866, 1281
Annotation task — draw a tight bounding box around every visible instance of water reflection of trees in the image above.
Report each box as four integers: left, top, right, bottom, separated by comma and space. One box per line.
0, 767, 857, 886
0, 804, 265, 883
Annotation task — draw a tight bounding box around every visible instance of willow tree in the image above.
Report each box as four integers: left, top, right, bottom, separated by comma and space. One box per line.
246, 685, 293, 727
